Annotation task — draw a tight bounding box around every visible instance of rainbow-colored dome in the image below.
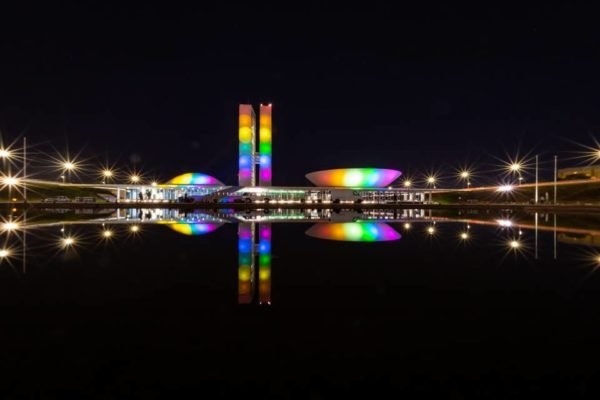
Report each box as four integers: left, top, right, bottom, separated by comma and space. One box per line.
305, 168, 401, 187
167, 223, 223, 236
168, 173, 223, 185
305, 223, 401, 242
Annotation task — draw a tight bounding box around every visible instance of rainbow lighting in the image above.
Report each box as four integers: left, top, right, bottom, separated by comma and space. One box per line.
259, 104, 272, 186
305, 223, 401, 242
305, 168, 402, 187
238, 223, 254, 304
168, 173, 223, 185
258, 224, 271, 305
167, 223, 223, 236
239, 104, 256, 187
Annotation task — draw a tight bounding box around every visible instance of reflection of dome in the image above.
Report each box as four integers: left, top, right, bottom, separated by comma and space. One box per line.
168, 223, 223, 236
305, 168, 401, 187
168, 173, 223, 185
305, 223, 401, 242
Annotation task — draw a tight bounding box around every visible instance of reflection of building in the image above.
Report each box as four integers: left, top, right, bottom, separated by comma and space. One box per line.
558, 165, 600, 180
238, 223, 271, 305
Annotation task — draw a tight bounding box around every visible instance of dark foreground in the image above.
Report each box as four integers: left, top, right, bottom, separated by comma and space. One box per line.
1, 217, 600, 397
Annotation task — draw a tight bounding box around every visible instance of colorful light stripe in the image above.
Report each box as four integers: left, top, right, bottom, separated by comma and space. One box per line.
239, 104, 256, 187
305, 223, 401, 242
305, 168, 402, 187
259, 104, 272, 186
238, 223, 254, 304
168, 173, 223, 185
258, 224, 271, 305
167, 223, 223, 236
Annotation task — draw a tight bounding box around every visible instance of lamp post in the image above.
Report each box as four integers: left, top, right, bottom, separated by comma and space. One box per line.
534, 155, 539, 205
426, 176, 436, 204
554, 155, 558, 204
0, 147, 12, 201
459, 170, 470, 189
62, 161, 76, 183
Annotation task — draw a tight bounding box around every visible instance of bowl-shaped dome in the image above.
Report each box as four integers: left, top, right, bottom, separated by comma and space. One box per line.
306, 223, 401, 242
305, 168, 401, 187
167, 223, 223, 236
168, 173, 223, 185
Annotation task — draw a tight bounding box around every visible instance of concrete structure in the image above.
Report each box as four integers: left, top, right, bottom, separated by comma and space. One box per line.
558, 165, 600, 180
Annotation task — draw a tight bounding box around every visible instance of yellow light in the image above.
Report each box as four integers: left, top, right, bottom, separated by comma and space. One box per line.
2, 221, 19, 231
510, 163, 521, 172
497, 184, 514, 192
403, 223, 411, 230
460, 232, 469, 240
62, 237, 75, 247
130, 175, 140, 183
1, 176, 19, 186
0, 249, 10, 257
403, 180, 412, 187
0, 149, 12, 158
130, 225, 140, 232
63, 161, 76, 171
151, 181, 157, 187
427, 226, 435, 235
102, 230, 113, 238
102, 169, 113, 178
460, 171, 469, 179
510, 240, 520, 249
427, 176, 436, 184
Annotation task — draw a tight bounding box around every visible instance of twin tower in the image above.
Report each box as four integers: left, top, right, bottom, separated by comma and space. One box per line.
238, 104, 272, 187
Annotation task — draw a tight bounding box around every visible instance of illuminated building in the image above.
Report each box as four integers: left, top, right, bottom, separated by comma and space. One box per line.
259, 104, 272, 186
239, 104, 256, 187
115, 103, 427, 204
305, 168, 402, 187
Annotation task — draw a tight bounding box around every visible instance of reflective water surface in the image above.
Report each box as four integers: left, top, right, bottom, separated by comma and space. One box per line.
2, 208, 600, 396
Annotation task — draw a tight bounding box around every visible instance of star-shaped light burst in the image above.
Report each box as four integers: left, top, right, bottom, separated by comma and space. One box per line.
570, 137, 600, 165
98, 162, 119, 183
47, 149, 89, 182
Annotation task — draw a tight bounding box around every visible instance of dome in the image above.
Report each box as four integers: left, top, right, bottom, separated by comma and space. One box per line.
305, 168, 401, 187
305, 223, 401, 242
167, 223, 224, 236
168, 173, 223, 185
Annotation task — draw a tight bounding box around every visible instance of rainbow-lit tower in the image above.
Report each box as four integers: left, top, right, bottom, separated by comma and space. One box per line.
259, 104, 272, 186
238, 103, 272, 187
238, 105, 256, 187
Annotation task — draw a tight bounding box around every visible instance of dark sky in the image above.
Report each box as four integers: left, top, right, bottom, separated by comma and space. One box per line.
1, 2, 599, 185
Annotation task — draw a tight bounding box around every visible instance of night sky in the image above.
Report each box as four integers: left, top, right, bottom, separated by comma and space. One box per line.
1, 3, 599, 185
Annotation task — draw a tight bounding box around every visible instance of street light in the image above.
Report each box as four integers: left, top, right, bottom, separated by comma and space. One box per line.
403, 180, 412, 188
62, 161, 77, 183
130, 175, 141, 184
0, 149, 12, 159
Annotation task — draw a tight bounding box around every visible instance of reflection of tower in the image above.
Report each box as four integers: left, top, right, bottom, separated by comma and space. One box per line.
238, 223, 254, 304
238, 222, 272, 305
258, 224, 271, 305
239, 103, 272, 187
